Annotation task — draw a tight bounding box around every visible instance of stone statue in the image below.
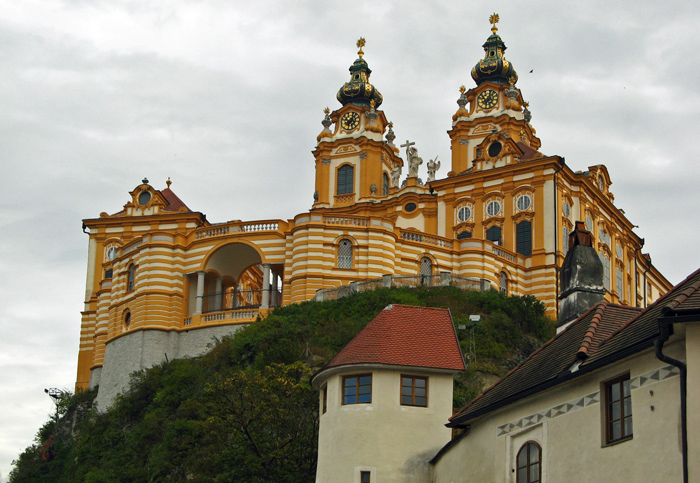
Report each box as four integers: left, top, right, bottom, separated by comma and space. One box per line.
427, 156, 441, 182
390, 164, 402, 188
407, 146, 423, 178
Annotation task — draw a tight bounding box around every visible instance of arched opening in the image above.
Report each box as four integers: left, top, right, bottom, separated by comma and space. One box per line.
188, 242, 283, 316
420, 257, 433, 286
516, 441, 541, 483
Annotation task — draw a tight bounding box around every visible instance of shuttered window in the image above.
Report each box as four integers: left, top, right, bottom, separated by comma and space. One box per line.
486, 226, 502, 245
337, 165, 354, 195
516, 220, 532, 256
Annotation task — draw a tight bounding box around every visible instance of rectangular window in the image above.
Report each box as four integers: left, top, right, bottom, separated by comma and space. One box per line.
343, 374, 372, 405
605, 374, 633, 444
616, 267, 623, 296
401, 375, 428, 407
360, 471, 371, 483
321, 385, 327, 414
516, 220, 532, 256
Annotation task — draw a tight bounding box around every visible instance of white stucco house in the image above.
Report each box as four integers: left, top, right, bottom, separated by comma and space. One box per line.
311, 304, 465, 483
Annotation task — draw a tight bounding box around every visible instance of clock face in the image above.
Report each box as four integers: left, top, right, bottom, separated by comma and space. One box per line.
477, 89, 498, 110
106, 246, 118, 261
340, 111, 360, 131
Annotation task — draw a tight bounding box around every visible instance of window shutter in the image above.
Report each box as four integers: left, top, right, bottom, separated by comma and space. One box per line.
516, 220, 532, 256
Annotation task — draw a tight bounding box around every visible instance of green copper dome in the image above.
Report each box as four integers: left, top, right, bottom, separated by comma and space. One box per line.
471, 16, 518, 86
337, 38, 383, 108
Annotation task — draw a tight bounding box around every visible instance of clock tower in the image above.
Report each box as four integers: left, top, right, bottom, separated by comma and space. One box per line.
312, 39, 402, 209
448, 14, 541, 175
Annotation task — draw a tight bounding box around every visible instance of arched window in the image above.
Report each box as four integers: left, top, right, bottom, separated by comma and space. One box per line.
516, 441, 541, 483
382, 173, 389, 196
124, 310, 131, 327
499, 272, 508, 294
486, 225, 502, 245
337, 239, 353, 269
516, 220, 532, 256
337, 165, 354, 195
127, 264, 136, 291
420, 257, 432, 285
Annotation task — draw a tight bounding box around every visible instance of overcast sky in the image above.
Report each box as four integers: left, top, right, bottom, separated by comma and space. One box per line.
1, 0, 699, 479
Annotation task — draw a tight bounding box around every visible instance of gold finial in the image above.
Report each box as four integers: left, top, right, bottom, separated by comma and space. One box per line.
357, 37, 366, 58
388, 121, 393, 129
166, 177, 172, 188
489, 13, 499, 34
323, 107, 330, 115
370, 99, 376, 109
459, 85, 466, 94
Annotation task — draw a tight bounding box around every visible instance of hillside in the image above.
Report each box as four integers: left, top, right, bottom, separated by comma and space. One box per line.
9, 286, 554, 483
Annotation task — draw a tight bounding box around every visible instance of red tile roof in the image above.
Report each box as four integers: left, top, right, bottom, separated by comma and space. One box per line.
323, 305, 465, 372
160, 188, 190, 212
450, 267, 700, 427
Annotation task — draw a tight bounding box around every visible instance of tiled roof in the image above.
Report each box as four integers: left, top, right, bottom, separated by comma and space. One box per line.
450, 267, 700, 426
160, 188, 190, 212
515, 141, 542, 161
320, 305, 465, 373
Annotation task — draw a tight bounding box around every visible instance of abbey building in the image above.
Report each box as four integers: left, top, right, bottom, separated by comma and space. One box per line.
76, 19, 671, 407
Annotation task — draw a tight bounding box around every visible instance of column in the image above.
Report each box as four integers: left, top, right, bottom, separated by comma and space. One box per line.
194, 271, 205, 315
261, 264, 271, 308
214, 277, 223, 311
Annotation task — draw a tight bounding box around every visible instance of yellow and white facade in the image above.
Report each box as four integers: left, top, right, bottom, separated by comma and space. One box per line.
76, 22, 671, 406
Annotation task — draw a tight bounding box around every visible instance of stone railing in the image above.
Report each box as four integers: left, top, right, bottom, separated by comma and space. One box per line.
196, 225, 229, 239
195, 220, 283, 240
400, 231, 453, 249
492, 245, 517, 263
242, 221, 279, 232
314, 273, 489, 302
202, 309, 259, 323
324, 216, 368, 227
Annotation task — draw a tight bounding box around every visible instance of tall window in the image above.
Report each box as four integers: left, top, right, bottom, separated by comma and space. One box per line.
321, 385, 327, 414
337, 165, 354, 195
499, 272, 508, 294
420, 257, 432, 285
382, 173, 389, 196
360, 471, 371, 483
605, 374, 632, 444
343, 374, 372, 404
516, 220, 532, 256
127, 264, 136, 291
516, 442, 541, 483
401, 375, 428, 407
486, 225, 502, 245
616, 266, 623, 297
337, 239, 353, 268
599, 253, 610, 290
563, 226, 570, 255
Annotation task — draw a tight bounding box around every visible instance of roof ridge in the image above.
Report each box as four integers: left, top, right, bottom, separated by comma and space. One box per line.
663, 278, 700, 314
605, 268, 700, 340
576, 303, 607, 359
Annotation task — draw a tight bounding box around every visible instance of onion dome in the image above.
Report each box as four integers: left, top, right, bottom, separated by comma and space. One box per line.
471, 14, 518, 86
337, 38, 383, 108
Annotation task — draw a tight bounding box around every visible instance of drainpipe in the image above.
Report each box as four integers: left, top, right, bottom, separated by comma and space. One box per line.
654, 310, 688, 483
553, 157, 565, 319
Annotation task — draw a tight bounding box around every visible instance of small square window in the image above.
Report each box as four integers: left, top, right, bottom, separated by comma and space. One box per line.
360, 471, 371, 483
401, 375, 428, 407
605, 374, 633, 444
343, 374, 372, 405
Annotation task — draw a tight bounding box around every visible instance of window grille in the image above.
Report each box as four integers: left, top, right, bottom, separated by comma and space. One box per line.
337, 239, 353, 268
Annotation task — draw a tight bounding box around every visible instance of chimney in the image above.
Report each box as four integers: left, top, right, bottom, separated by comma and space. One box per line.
557, 221, 605, 332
